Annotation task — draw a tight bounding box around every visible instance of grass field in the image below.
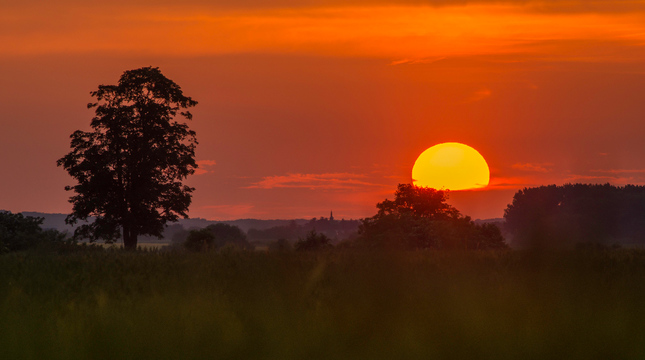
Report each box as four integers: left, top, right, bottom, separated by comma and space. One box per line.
2, 247, 645, 359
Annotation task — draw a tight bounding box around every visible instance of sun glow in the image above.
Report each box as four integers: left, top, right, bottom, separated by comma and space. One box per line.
412, 142, 490, 191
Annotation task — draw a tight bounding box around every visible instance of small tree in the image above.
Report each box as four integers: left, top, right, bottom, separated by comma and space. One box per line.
206, 223, 250, 249
0, 211, 69, 253
57, 67, 198, 250
184, 228, 216, 252
295, 230, 332, 251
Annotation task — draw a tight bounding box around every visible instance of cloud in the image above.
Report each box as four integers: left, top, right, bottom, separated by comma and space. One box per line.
389, 57, 446, 65
563, 174, 636, 184
486, 176, 537, 189
8, 1, 645, 13
3, 2, 645, 61
200, 204, 255, 219
466, 88, 492, 102
247, 173, 382, 189
591, 168, 645, 174
561, 168, 645, 185
194, 160, 216, 175
511, 162, 553, 173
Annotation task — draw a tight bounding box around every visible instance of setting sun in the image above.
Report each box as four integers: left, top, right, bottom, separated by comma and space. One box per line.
412, 142, 490, 191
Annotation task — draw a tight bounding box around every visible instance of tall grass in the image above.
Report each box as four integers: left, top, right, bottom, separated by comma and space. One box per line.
2, 248, 645, 359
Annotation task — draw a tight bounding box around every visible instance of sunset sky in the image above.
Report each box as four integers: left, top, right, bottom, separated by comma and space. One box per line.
2, 0, 645, 220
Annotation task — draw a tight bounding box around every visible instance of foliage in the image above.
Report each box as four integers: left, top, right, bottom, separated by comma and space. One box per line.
3, 249, 645, 359
0, 211, 71, 253
359, 183, 507, 249
184, 228, 216, 252
183, 224, 250, 252
247, 218, 360, 243
294, 230, 332, 251
268, 238, 293, 252
205, 223, 251, 249
504, 183, 645, 248
57, 67, 198, 250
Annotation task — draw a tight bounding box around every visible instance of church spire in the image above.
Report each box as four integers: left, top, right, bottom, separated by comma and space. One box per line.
330, 210, 334, 221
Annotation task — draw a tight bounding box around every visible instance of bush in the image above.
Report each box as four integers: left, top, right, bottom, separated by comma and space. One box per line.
0, 211, 71, 253
295, 230, 332, 251
184, 228, 216, 252
268, 238, 293, 252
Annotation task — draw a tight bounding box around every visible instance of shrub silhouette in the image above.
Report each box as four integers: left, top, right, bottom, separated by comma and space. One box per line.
0, 211, 70, 253
184, 228, 216, 252
295, 230, 332, 251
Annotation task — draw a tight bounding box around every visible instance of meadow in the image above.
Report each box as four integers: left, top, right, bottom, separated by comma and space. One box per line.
2, 247, 645, 359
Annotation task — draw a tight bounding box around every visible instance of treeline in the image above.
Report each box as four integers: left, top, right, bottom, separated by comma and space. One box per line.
247, 217, 361, 243
15, 182, 645, 253
504, 183, 645, 248
170, 184, 506, 252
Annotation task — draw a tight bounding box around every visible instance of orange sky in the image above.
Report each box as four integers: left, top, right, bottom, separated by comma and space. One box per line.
2, 0, 645, 220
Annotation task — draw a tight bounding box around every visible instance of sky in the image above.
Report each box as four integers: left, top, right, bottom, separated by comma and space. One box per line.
2, 0, 645, 220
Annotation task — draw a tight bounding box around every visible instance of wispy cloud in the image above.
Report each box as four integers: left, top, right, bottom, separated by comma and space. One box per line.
487, 176, 537, 189
466, 88, 492, 103
512, 162, 553, 173
591, 168, 645, 174
195, 160, 216, 175
562, 168, 645, 185
200, 204, 255, 219
563, 174, 636, 184
247, 173, 382, 190
4, 3, 645, 61
389, 57, 447, 65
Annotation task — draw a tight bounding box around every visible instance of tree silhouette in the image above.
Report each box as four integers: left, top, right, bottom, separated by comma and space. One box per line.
57, 67, 198, 250
184, 228, 216, 252
205, 223, 251, 249
360, 184, 506, 249
0, 211, 69, 253
504, 183, 645, 248
295, 230, 332, 251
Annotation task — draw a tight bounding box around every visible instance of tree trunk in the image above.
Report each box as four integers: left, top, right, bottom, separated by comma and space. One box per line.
123, 225, 138, 250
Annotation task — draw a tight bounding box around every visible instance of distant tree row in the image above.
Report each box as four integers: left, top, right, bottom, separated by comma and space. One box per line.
247, 217, 360, 243
170, 223, 252, 251
505, 183, 645, 248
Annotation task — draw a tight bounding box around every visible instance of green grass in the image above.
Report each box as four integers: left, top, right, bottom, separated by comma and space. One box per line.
2, 248, 645, 359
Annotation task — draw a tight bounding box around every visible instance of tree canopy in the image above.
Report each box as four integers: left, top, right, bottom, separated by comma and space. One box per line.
504, 183, 645, 248
0, 211, 69, 253
57, 67, 198, 249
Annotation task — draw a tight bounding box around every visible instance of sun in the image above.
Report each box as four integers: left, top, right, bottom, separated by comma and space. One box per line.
412, 142, 490, 191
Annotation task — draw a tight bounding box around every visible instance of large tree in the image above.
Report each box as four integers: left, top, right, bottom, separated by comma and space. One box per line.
58, 67, 198, 249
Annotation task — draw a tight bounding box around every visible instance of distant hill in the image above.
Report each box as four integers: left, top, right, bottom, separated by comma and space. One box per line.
17, 211, 311, 234
9, 211, 505, 244
473, 218, 504, 224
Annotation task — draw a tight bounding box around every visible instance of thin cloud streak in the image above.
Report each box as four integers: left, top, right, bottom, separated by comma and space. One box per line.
3, 4, 645, 62
247, 173, 385, 190
512, 162, 553, 173
194, 160, 216, 175
591, 169, 645, 174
